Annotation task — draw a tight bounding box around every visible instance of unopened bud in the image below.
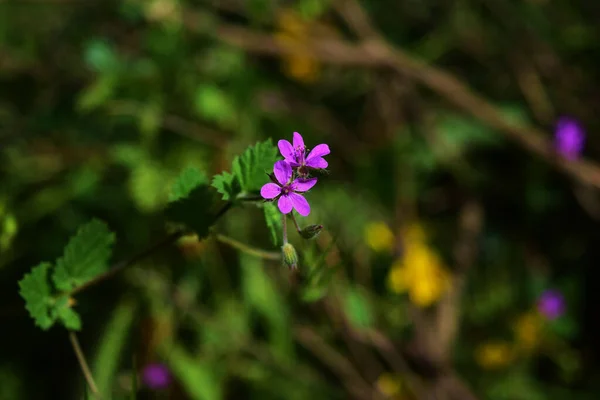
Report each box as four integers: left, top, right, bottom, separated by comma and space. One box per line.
299, 224, 323, 239
281, 243, 298, 270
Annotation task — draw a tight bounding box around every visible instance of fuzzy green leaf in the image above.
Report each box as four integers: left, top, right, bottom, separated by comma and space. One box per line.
263, 202, 282, 246
18, 263, 55, 330
211, 171, 240, 201
52, 296, 82, 331
169, 167, 209, 202
52, 219, 116, 291
232, 139, 278, 193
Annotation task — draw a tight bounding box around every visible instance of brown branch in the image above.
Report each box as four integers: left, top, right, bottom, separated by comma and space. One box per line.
181, 7, 600, 190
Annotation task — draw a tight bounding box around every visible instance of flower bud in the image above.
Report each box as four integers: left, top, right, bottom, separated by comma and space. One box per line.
281, 242, 298, 269
299, 224, 323, 239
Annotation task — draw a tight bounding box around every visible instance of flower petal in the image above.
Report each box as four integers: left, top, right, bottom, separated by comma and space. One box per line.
292, 132, 305, 149
292, 177, 317, 192
288, 192, 310, 216
306, 156, 328, 169
273, 160, 292, 185
306, 144, 330, 160
278, 195, 293, 214
278, 139, 295, 160
260, 183, 281, 199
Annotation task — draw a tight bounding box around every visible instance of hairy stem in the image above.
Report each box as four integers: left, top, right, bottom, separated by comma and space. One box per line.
282, 213, 288, 244
290, 212, 301, 233
70, 201, 236, 296
69, 331, 100, 398
215, 234, 280, 260
70, 229, 185, 296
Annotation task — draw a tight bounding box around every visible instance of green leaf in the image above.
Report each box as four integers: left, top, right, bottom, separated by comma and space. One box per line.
130, 162, 167, 213
165, 184, 216, 239
343, 287, 373, 330
52, 296, 82, 331
93, 298, 137, 394
263, 202, 282, 246
84, 39, 119, 73
77, 74, 117, 112
232, 139, 278, 193
165, 345, 222, 400
18, 263, 55, 330
52, 219, 116, 291
193, 84, 236, 127
548, 315, 578, 339
169, 167, 209, 202
211, 171, 240, 201
301, 285, 328, 303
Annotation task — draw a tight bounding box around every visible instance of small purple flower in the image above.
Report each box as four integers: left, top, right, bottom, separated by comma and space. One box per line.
537, 290, 565, 320
278, 132, 330, 176
142, 363, 171, 389
555, 117, 585, 160
260, 160, 317, 216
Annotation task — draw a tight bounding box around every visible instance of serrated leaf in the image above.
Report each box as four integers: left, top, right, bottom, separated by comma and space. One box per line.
52, 220, 116, 291
211, 171, 240, 201
232, 139, 278, 193
53, 296, 82, 331
165, 184, 216, 239
18, 263, 55, 330
169, 167, 209, 202
263, 202, 282, 246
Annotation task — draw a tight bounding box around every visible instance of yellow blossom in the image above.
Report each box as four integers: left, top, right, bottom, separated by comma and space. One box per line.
388, 242, 451, 307
475, 341, 515, 369
364, 221, 395, 253
376, 373, 402, 397
273, 8, 320, 83
513, 311, 543, 351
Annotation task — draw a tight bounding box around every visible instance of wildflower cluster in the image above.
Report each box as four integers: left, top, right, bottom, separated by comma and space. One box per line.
261, 132, 329, 269
261, 132, 329, 216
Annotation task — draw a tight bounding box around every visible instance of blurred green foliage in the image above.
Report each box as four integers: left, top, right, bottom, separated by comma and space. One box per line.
2, 0, 600, 399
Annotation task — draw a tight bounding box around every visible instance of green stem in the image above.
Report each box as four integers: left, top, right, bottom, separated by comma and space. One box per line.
70, 201, 235, 296
70, 229, 185, 296
282, 213, 288, 244
215, 234, 280, 260
69, 331, 100, 398
290, 212, 301, 233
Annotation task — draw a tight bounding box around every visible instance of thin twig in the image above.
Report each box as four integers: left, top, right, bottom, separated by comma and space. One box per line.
69, 331, 100, 398
181, 7, 600, 190
70, 230, 185, 296
214, 233, 280, 260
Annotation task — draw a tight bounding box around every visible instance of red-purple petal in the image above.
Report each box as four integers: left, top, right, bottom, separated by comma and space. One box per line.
292, 177, 317, 192
278, 139, 295, 160
292, 132, 305, 149
273, 160, 292, 185
305, 157, 328, 169
260, 183, 281, 199
278, 195, 293, 214
306, 144, 330, 159
288, 193, 310, 216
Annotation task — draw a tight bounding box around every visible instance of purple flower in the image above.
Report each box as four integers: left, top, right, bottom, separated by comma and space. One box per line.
555, 117, 585, 160
537, 290, 565, 320
142, 363, 171, 389
260, 160, 317, 216
278, 132, 330, 175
